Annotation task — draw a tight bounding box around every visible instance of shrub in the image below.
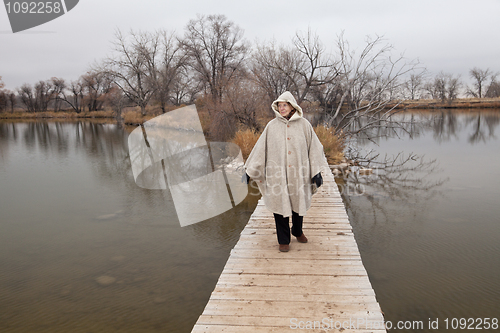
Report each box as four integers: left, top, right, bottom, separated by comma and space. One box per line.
314, 125, 344, 165
232, 128, 261, 161
122, 110, 154, 125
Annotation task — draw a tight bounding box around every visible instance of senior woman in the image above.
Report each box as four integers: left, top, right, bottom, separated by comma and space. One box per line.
244, 91, 328, 252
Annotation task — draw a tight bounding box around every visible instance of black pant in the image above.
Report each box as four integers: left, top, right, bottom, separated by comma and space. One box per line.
273, 211, 303, 245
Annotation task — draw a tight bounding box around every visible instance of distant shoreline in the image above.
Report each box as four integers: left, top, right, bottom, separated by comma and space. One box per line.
388, 97, 500, 110
1, 98, 500, 123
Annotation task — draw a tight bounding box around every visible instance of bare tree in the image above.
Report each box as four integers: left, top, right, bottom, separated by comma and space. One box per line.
170, 66, 202, 105
485, 80, 500, 98
252, 29, 337, 105
51, 77, 66, 111
0, 91, 7, 112
100, 30, 160, 116
291, 28, 338, 103
57, 78, 85, 113
325, 33, 422, 141
424, 72, 461, 102
18, 84, 35, 112
181, 14, 249, 107
8, 91, 16, 113
446, 74, 461, 101
423, 77, 441, 100
34, 80, 54, 111
153, 30, 188, 112
81, 71, 113, 111
18, 80, 57, 112
0, 78, 8, 112
404, 72, 426, 100
103, 85, 127, 119
467, 67, 495, 98
251, 40, 300, 105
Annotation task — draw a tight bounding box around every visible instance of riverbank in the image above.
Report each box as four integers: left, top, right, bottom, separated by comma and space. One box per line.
0, 110, 116, 120
389, 97, 500, 110
2, 98, 499, 122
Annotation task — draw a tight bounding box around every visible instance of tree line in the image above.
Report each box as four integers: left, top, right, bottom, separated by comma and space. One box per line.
1, 14, 499, 137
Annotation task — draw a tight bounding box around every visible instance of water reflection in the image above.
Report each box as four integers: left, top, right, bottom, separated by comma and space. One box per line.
464, 113, 500, 143
340, 154, 447, 224
340, 110, 500, 147
422, 110, 500, 143
428, 111, 460, 142
340, 110, 500, 331
0, 119, 258, 333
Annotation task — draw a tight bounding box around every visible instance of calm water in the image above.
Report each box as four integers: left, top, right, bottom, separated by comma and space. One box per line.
342, 110, 500, 331
0, 112, 499, 332
0, 120, 259, 333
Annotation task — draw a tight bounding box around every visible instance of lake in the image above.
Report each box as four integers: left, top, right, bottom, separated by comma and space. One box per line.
0, 120, 259, 332
341, 110, 500, 331
0, 111, 499, 332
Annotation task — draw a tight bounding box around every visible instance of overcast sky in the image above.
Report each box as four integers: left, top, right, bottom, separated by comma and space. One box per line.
1, 0, 499, 91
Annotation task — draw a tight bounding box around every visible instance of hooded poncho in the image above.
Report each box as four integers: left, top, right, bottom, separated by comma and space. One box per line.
245, 91, 329, 217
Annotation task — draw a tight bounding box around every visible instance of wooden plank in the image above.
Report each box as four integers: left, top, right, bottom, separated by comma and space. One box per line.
223, 257, 363, 266
233, 240, 361, 251
236, 234, 358, 243
222, 258, 366, 273
213, 285, 377, 297
215, 273, 375, 288
240, 228, 353, 236
196, 315, 386, 328
221, 267, 369, 276
200, 299, 383, 318
229, 248, 363, 259
221, 262, 367, 276
209, 289, 379, 303
243, 222, 351, 228
246, 222, 353, 230
192, 325, 386, 333
247, 217, 352, 223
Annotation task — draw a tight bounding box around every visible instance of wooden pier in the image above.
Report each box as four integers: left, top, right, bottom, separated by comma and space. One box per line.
191, 171, 386, 332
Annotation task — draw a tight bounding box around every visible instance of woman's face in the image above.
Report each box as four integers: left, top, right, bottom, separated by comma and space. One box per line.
278, 102, 293, 117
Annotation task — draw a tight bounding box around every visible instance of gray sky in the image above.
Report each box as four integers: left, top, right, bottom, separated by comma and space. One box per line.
1, 0, 499, 91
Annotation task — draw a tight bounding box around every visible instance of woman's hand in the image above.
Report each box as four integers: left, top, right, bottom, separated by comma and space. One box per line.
312, 173, 323, 188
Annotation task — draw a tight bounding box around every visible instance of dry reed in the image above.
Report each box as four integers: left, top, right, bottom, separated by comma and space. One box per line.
231, 129, 261, 161
313, 125, 345, 165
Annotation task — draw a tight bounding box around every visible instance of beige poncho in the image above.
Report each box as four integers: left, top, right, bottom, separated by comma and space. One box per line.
245, 92, 328, 217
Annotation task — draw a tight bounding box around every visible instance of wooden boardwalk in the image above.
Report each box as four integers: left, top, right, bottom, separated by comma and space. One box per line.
191, 171, 386, 332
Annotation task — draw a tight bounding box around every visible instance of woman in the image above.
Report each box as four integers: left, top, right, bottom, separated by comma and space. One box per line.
244, 91, 328, 252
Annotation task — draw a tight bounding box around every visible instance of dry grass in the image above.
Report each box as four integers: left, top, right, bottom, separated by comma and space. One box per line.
231, 128, 261, 161
0, 104, 174, 123
122, 110, 155, 125
314, 125, 345, 165
121, 104, 196, 125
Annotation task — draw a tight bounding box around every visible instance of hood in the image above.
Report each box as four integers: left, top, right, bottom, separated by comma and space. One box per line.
271, 91, 303, 120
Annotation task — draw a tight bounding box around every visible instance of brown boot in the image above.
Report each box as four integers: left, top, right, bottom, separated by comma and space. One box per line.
279, 244, 290, 252
296, 233, 308, 243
